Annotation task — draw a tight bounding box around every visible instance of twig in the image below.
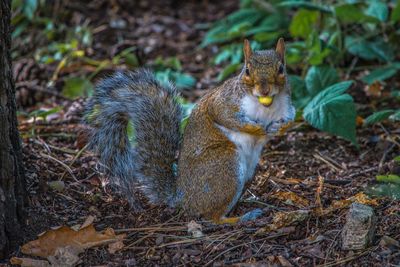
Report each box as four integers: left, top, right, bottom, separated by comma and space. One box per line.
379, 143, 395, 172
15, 81, 69, 100
379, 123, 400, 149
60, 144, 88, 180
313, 152, 342, 172
33, 139, 77, 154
40, 152, 79, 182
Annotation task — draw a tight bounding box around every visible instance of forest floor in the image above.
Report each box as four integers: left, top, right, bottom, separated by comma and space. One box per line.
7, 0, 400, 266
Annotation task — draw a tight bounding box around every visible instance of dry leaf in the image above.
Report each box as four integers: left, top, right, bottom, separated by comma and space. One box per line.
80, 215, 95, 230
256, 210, 310, 234
47, 246, 82, 267
277, 255, 293, 267
269, 177, 302, 185
22, 224, 123, 258
315, 192, 378, 216
350, 192, 379, 206
271, 191, 310, 208
10, 257, 50, 267
187, 220, 203, 238
108, 240, 125, 254
364, 81, 383, 98
356, 116, 364, 127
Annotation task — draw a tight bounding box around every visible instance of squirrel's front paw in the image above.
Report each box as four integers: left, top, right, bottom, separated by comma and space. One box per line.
240, 208, 264, 222
266, 120, 284, 133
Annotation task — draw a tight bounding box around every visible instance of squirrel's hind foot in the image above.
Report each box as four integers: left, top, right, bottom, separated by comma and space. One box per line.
211, 208, 264, 224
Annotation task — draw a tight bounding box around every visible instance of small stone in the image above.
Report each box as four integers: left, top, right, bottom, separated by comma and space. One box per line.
341, 202, 376, 250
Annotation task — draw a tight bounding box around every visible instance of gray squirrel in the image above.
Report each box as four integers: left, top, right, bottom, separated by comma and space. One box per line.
84, 38, 295, 224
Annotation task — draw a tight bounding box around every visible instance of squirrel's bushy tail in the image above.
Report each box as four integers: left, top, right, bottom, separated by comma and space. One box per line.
84, 70, 182, 206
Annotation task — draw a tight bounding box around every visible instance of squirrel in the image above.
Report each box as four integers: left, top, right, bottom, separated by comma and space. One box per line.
84, 38, 295, 224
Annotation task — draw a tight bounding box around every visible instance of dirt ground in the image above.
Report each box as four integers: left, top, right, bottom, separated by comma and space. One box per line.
7, 0, 400, 266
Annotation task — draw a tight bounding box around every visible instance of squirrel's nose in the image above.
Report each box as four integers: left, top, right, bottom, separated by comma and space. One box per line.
255, 83, 271, 96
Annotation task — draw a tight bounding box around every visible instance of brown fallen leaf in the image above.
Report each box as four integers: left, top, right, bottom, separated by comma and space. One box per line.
21, 224, 123, 258
315, 192, 378, 216
256, 210, 310, 234
277, 255, 293, 267
356, 116, 364, 127
269, 177, 302, 185
364, 80, 383, 98
10, 257, 51, 267
271, 191, 310, 208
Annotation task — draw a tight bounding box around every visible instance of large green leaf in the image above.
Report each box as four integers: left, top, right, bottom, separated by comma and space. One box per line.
289, 9, 319, 38
305, 66, 339, 97
364, 109, 396, 125
335, 4, 379, 24
345, 36, 394, 62
365, 1, 388, 22
391, 0, 400, 22
303, 81, 357, 145
201, 8, 264, 46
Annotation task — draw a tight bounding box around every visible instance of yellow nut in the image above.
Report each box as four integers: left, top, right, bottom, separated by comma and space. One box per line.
258, 96, 273, 106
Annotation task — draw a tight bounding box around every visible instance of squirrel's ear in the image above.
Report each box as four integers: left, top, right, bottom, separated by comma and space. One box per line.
243, 39, 253, 63
275, 38, 285, 64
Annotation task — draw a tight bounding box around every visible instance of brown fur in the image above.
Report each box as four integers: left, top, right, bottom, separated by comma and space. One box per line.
177, 39, 291, 223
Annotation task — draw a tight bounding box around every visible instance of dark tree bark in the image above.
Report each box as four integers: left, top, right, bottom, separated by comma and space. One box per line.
0, 0, 26, 259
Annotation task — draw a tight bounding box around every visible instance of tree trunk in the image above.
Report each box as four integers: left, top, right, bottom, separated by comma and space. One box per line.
0, 0, 26, 259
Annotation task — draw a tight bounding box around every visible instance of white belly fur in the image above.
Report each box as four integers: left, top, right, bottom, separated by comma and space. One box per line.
216, 124, 267, 214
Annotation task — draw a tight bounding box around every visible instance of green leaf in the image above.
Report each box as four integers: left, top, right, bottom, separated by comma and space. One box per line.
335, 4, 378, 24
362, 66, 399, 84
29, 107, 62, 121
345, 36, 394, 62
62, 77, 93, 99
278, 1, 332, 13
367, 183, 400, 199
201, 8, 264, 46
391, 0, 400, 22
303, 81, 357, 145
289, 75, 311, 109
364, 109, 395, 125
217, 63, 241, 82
307, 32, 332, 65
173, 72, 196, 89
289, 9, 319, 38
394, 155, 400, 163
118, 48, 139, 68
23, 0, 38, 20
305, 66, 339, 97
377, 174, 400, 184
365, 1, 388, 22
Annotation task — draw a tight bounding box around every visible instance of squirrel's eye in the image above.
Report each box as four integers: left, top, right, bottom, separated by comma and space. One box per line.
278, 64, 284, 75
245, 68, 250, 76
